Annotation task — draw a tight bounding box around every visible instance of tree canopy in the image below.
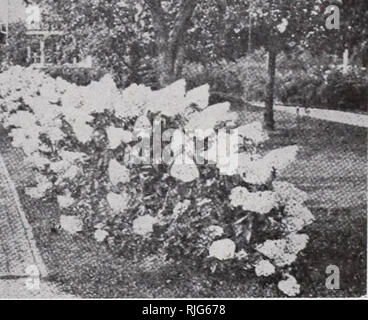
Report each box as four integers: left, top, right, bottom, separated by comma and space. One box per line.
3, 0, 366, 127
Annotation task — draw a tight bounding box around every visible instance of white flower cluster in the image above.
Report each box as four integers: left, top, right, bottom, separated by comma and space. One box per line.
256, 233, 309, 267
209, 239, 236, 261
273, 181, 308, 205
132, 215, 158, 236
108, 159, 130, 186
230, 187, 279, 214
278, 274, 300, 297
25, 173, 53, 199
255, 232, 309, 296
282, 201, 315, 233
107, 191, 130, 214
60, 215, 83, 235
254, 259, 276, 277
0, 66, 314, 297
219, 143, 311, 296
237, 145, 299, 185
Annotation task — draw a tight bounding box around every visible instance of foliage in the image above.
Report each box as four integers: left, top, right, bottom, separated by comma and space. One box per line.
277, 54, 368, 111
183, 52, 268, 105
307, 0, 368, 55
183, 49, 300, 105
0, 66, 315, 296
35, 1, 333, 83
24, 0, 365, 131
320, 66, 368, 111
39, 0, 199, 86
0, 23, 30, 70
45, 66, 106, 86
204, 48, 368, 112
182, 61, 244, 106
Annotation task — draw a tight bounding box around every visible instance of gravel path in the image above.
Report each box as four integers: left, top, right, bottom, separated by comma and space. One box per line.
251, 102, 368, 128
0, 149, 74, 299
0, 279, 75, 299
0, 153, 46, 278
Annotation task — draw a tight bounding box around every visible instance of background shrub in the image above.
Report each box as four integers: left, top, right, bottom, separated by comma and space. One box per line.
45, 66, 106, 86
276, 51, 367, 112
277, 67, 324, 108
183, 61, 244, 107
183, 50, 269, 107
320, 67, 368, 112
183, 49, 367, 113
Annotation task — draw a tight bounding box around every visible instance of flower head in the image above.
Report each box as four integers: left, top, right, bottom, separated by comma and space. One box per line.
238, 121, 269, 145
278, 274, 300, 297
107, 191, 130, 214
132, 215, 157, 236
186, 102, 237, 132
237, 153, 273, 185
106, 126, 133, 149
108, 159, 130, 186
209, 239, 236, 261
185, 84, 209, 111
60, 215, 83, 235
273, 181, 308, 205
10, 126, 41, 156
25, 174, 52, 199
254, 259, 275, 277
206, 226, 224, 238
94, 229, 109, 243
230, 187, 278, 214
170, 154, 199, 183
118, 83, 152, 118
256, 233, 309, 267
57, 192, 75, 209
148, 79, 187, 117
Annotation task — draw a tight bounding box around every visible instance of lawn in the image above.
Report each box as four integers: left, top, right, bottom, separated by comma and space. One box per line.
0, 107, 366, 298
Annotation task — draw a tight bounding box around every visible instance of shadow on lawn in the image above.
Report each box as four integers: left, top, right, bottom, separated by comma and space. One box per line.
295, 206, 366, 297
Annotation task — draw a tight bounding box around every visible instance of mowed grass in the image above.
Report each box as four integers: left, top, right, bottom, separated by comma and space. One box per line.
0, 107, 366, 298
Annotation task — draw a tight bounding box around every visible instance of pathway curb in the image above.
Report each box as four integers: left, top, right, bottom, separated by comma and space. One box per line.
250, 102, 368, 128
0, 153, 48, 278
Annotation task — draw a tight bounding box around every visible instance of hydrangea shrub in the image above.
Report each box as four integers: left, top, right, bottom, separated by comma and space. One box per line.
0, 66, 315, 296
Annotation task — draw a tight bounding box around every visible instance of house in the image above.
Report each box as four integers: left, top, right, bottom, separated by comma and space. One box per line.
1, 0, 44, 44
1, 0, 27, 43
0, 0, 59, 65
1, 0, 91, 67
0, 0, 27, 24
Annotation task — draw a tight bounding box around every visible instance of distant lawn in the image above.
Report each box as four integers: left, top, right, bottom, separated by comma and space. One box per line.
0, 108, 366, 298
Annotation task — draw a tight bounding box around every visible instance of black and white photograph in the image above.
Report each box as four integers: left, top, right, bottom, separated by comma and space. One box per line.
0, 0, 367, 302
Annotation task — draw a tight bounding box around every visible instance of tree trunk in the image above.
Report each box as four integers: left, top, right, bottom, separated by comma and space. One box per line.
157, 50, 176, 87
174, 46, 185, 79
147, 0, 197, 88
362, 43, 368, 68
264, 49, 277, 130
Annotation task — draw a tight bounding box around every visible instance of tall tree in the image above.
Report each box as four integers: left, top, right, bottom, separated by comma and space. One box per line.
35, 0, 364, 128
230, 0, 331, 129
40, 0, 207, 87
183, 0, 333, 129
145, 0, 197, 86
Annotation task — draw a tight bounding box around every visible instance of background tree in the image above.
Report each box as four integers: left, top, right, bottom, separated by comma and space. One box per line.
218, 0, 333, 129
40, 0, 213, 87
20, 0, 367, 126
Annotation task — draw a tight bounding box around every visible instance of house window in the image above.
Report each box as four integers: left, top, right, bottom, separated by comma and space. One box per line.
25, 4, 41, 30
0, 24, 7, 44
